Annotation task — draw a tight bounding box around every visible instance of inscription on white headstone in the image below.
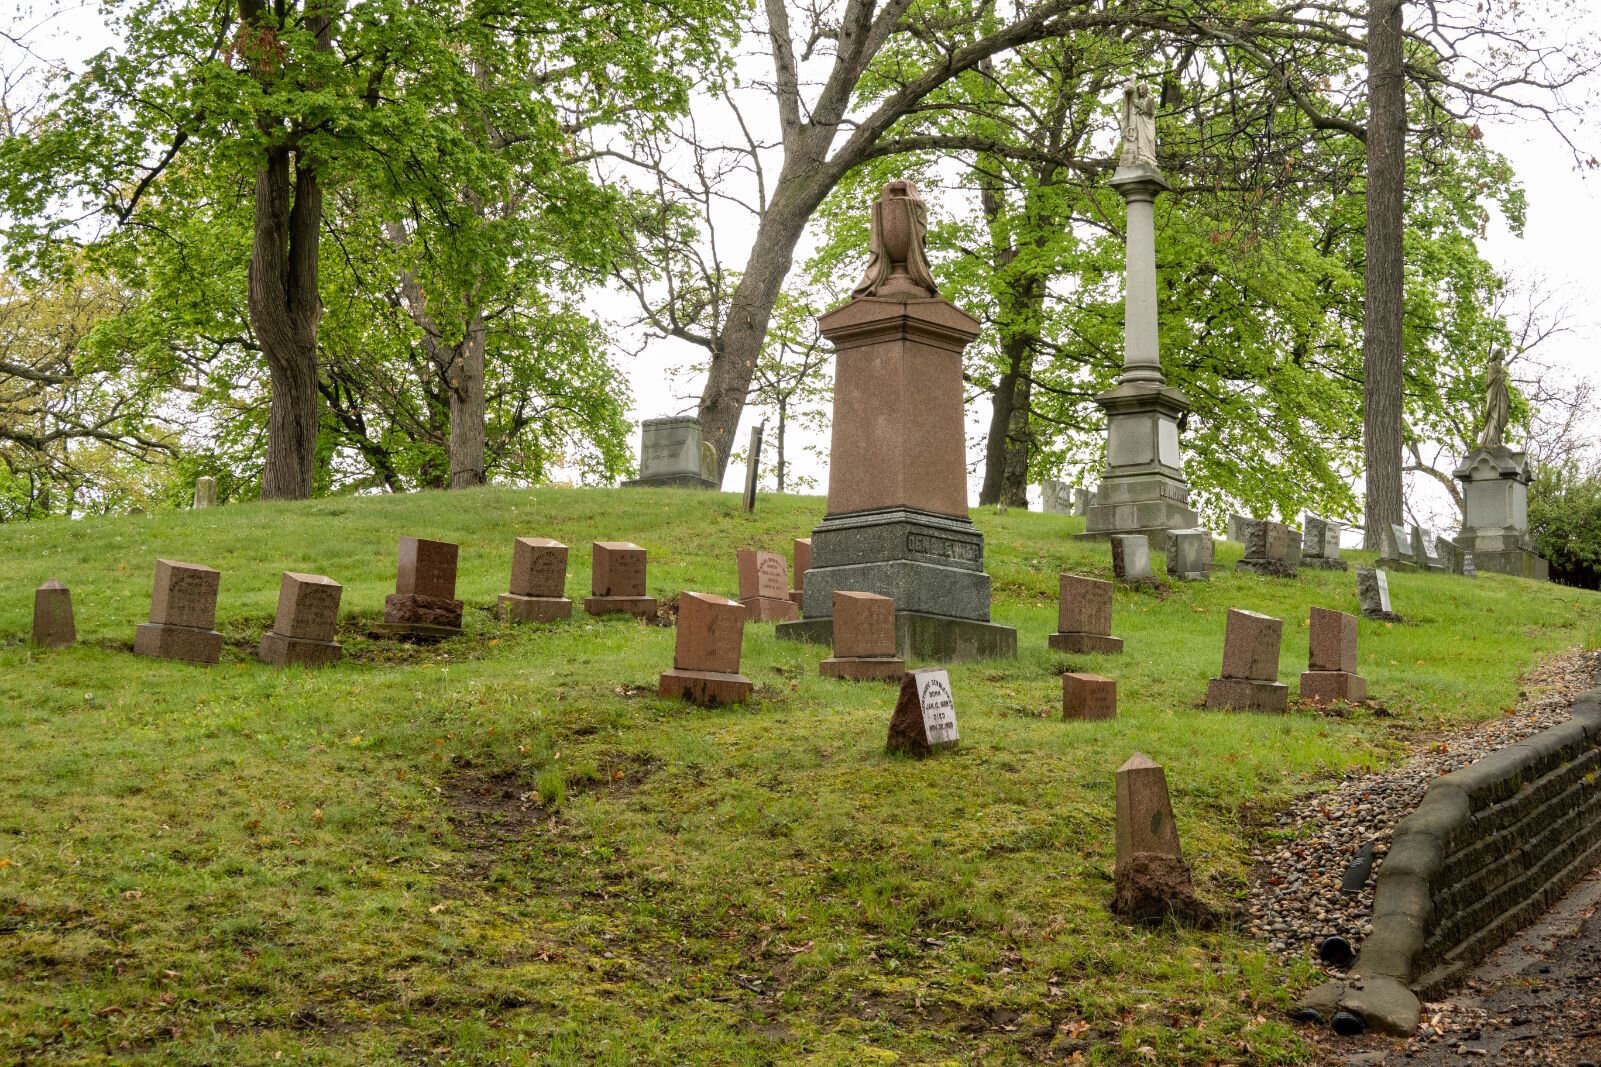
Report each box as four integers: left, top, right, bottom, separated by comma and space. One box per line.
1375, 568, 1392, 613
916, 669, 959, 747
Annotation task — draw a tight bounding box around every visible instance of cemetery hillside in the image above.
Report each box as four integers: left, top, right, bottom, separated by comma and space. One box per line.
3, 484, 1599, 1065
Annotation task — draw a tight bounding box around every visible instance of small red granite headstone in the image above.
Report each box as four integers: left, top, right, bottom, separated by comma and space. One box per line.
259, 572, 343, 667
379, 536, 464, 638
134, 559, 223, 664
820, 591, 904, 682
584, 542, 657, 619
1300, 606, 1367, 704
659, 591, 752, 705
1205, 608, 1288, 711
1062, 672, 1116, 720
737, 549, 799, 622
499, 537, 572, 623
1048, 574, 1123, 654
31, 579, 75, 649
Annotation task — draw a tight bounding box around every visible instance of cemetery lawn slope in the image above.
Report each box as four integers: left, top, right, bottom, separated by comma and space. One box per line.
2, 486, 1598, 1065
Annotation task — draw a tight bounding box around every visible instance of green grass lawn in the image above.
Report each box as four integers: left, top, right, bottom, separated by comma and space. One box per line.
2, 486, 1597, 1065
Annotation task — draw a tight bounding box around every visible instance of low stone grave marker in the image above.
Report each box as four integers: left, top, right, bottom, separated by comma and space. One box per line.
737, 548, 799, 622
31, 579, 75, 648
789, 537, 811, 606
887, 668, 959, 756
1437, 535, 1467, 576
260, 572, 343, 666
499, 537, 572, 622
820, 591, 904, 682
1049, 574, 1123, 654
1378, 523, 1416, 572
1227, 513, 1250, 543
584, 541, 657, 619
1302, 514, 1348, 570
377, 536, 463, 639
1110, 534, 1155, 585
1412, 527, 1447, 572
1299, 606, 1366, 704
1111, 753, 1214, 926
1356, 566, 1403, 622
1205, 608, 1288, 711
659, 591, 751, 705
134, 559, 223, 664
1165, 528, 1213, 581
1237, 519, 1297, 578
193, 476, 217, 509
1063, 672, 1116, 720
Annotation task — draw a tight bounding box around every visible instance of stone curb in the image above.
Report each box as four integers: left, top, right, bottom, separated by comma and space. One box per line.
1295, 687, 1601, 1036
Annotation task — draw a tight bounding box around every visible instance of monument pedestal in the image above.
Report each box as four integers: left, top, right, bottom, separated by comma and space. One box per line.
623, 416, 719, 490
1454, 446, 1547, 580
772, 189, 1015, 662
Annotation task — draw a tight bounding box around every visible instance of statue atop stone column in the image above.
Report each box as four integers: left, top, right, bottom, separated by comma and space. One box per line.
1117, 81, 1158, 168
851, 180, 940, 299
1476, 348, 1511, 450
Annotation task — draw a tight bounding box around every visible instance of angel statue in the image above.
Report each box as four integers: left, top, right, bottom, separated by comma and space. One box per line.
1117, 80, 1158, 168
1476, 348, 1511, 450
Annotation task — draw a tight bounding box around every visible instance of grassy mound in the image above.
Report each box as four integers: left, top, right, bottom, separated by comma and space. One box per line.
1, 486, 1597, 1064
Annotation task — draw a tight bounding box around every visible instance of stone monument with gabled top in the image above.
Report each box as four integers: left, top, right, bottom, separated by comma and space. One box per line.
773, 181, 1015, 661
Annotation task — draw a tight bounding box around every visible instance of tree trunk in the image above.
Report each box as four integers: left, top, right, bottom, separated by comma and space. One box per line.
1001, 371, 1032, 507
1363, 0, 1406, 548
249, 145, 323, 500
774, 399, 787, 493
979, 361, 1020, 506
447, 310, 487, 488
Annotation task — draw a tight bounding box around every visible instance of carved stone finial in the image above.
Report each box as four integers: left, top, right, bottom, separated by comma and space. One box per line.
1477, 347, 1511, 451
1117, 80, 1158, 168
851, 180, 940, 299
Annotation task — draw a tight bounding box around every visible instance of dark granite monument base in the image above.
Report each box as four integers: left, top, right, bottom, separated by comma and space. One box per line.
800, 507, 994, 622
1470, 547, 1549, 580
134, 622, 222, 664
1236, 559, 1298, 578
498, 594, 572, 623
623, 474, 719, 490
258, 631, 342, 667
1301, 558, 1350, 571
659, 668, 752, 706
777, 610, 1016, 662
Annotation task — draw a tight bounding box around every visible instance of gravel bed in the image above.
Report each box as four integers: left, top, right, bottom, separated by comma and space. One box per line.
1243, 647, 1601, 972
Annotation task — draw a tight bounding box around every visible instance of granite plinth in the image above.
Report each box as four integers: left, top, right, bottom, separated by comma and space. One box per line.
658, 668, 752, 706
1048, 632, 1125, 654
1236, 558, 1298, 578
622, 473, 719, 490
1078, 380, 1198, 540
820, 656, 906, 682
1205, 677, 1289, 712
498, 594, 573, 623
258, 631, 342, 667
741, 596, 800, 622
776, 610, 1016, 662
799, 507, 994, 622
1299, 671, 1367, 704
585, 595, 658, 620
369, 621, 463, 641
134, 622, 222, 664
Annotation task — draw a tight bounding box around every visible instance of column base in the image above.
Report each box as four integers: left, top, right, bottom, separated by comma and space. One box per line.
800, 507, 993, 622
622, 474, 719, 490
134, 622, 222, 664
258, 631, 342, 667
498, 594, 573, 623
659, 668, 752, 706
777, 610, 1016, 662
1205, 677, 1289, 713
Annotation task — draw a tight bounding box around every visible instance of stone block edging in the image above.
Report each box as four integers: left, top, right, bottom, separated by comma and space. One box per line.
1297, 688, 1601, 1035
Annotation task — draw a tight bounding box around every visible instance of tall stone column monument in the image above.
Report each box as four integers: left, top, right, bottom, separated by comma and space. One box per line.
775, 181, 1016, 661
1080, 81, 1198, 540
1454, 350, 1548, 580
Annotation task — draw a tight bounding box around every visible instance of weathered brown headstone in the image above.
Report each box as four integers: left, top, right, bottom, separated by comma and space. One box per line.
820, 591, 904, 681
789, 538, 812, 606
584, 541, 657, 619
1300, 606, 1367, 704
737, 548, 799, 622
659, 591, 752, 705
378, 536, 464, 638
1048, 574, 1123, 654
499, 537, 572, 623
259, 572, 343, 666
134, 559, 223, 664
1204, 608, 1288, 711
31, 579, 75, 648
886, 668, 959, 756
1111, 753, 1216, 927
1063, 672, 1116, 720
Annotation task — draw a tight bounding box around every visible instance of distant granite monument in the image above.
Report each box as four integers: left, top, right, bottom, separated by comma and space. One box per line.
623, 416, 718, 489
1081, 81, 1199, 541
775, 181, 1015, 660
1453, 350, 1547, 580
